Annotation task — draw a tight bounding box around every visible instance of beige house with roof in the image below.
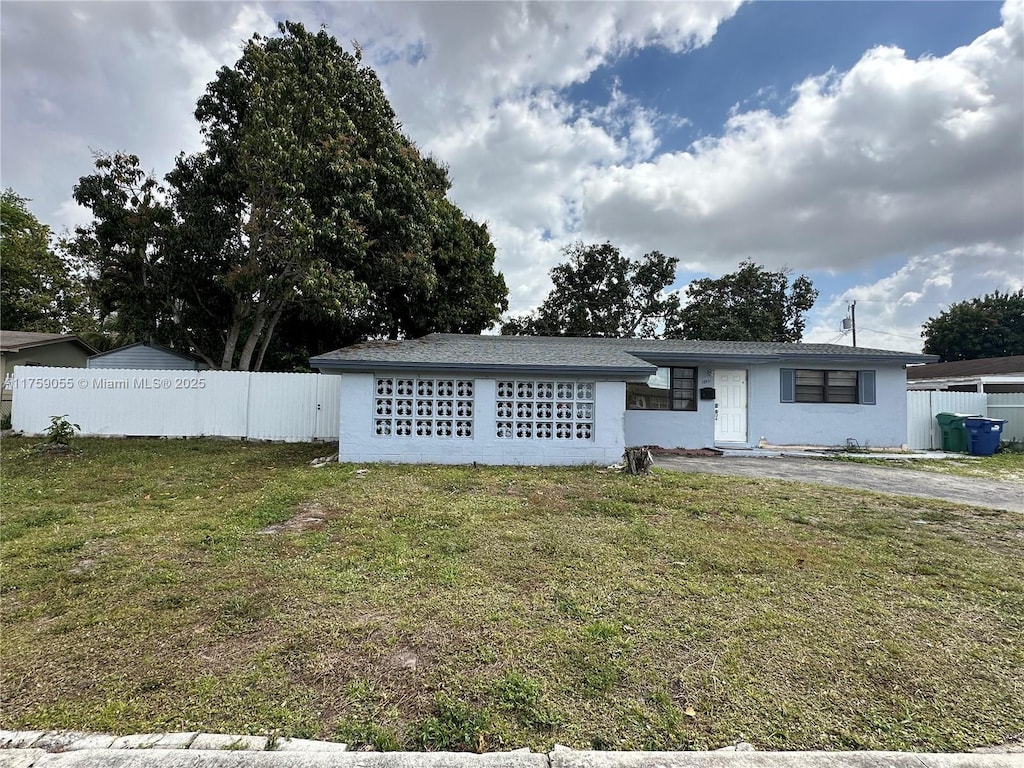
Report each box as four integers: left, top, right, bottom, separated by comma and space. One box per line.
0, 331, 98, 422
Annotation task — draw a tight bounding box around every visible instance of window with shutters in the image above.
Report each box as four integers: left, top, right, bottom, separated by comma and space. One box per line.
781, 369, 875, 404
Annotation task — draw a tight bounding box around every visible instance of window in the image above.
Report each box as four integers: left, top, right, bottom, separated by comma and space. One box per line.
626, 367, 697, 411
374, 377, 474, 438
495, 380, 595, 440
780, 369, 875, 405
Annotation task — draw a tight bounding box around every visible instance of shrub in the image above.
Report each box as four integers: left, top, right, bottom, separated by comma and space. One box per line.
46, 415, 80, 446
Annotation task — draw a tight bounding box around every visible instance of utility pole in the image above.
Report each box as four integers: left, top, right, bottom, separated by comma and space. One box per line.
842, 301, 858, 347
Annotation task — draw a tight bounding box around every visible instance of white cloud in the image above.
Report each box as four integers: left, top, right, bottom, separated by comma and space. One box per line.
804, 244, 1024, 352
581, 4, 1024, 275
1, 2, 276, 228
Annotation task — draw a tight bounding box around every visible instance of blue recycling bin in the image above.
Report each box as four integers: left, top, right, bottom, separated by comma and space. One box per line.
963, 418, 1007, 457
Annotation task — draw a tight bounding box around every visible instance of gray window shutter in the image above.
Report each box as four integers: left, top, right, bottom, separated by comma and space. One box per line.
780, 368, 795, 403
858, 370, 876, 405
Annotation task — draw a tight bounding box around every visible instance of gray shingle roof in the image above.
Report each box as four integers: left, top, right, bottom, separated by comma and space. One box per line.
311, 334, 656, 375
311, 333, 935, 375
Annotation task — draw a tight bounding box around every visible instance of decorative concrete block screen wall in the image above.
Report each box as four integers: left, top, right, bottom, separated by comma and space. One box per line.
495, 379, 594, 440
339, 372, 625, 465
373, 377, 475, 438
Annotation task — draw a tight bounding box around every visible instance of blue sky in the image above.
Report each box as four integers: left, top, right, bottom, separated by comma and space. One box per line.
2, 1, 1021, 351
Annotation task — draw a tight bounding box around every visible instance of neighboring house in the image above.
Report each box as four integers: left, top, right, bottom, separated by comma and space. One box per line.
906, 355, 1024, 393
311, 333, 935, 465
0, 330, 98, 421
87, 342, 207, 370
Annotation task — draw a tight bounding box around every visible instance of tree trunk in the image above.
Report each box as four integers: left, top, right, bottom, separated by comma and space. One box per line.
253, 304, 285, 372
237, 301, 269, 372
623, 446, 654, 476
221, 314, 243, 370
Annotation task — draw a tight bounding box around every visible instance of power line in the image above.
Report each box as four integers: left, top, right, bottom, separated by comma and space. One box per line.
839, 298, 949, 305
858, 326, 924, 341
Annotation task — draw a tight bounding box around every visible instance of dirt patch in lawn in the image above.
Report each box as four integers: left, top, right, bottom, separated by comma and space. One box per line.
259, 500, 344, 534
648, 446, 722, 457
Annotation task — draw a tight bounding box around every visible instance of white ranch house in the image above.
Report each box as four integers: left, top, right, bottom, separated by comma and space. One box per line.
311, 334, 935, 465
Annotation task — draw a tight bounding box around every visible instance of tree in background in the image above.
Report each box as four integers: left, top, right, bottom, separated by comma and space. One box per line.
68, 154, 176, 348
367, 165, 508, 341
0, 189, 87, 333
501, 242, 679, 337
922, 290, 1024, 362
665, 260, 818, 342
70, 22, 506, 370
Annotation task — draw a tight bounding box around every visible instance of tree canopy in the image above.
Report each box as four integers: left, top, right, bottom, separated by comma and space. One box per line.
0, 189, 86, 333
501, 242, 679, 337
70, 22, 506, 370
922, 290, 1024, 362
665, 260, 818, 342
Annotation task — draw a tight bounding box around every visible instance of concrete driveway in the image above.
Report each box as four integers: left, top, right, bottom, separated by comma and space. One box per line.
655, 455, 1024, 513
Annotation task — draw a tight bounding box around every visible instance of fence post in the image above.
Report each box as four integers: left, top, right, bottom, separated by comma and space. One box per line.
929, 390, 934, 449
244, 371, 253, 440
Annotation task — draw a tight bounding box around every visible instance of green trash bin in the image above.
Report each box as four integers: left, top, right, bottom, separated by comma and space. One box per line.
935, 412, 981, 452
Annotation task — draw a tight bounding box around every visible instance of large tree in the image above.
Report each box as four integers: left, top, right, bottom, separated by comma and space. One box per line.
665, 260, 818, 342
501, 242, 679, 337
0, 189, 87, 333
330, 157, 507, 343
922, 290, 1024, 362
72, 22, 506, 370
69, 154, 176, 347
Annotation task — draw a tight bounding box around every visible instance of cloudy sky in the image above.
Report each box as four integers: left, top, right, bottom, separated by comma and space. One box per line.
3, 0, 1022, 352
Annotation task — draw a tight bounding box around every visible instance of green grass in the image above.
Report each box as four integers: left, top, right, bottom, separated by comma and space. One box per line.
822, 450, 1024, 481
2, 437, 1022, 752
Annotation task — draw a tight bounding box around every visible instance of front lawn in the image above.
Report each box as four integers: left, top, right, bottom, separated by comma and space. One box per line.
1, 437, 1021, 752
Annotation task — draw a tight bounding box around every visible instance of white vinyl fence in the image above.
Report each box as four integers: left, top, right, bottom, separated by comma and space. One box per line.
988, 394, 1024, 444
10, 366, 341, 442
906, 390, 1024, 449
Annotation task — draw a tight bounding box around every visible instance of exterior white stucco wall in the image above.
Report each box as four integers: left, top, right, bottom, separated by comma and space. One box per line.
748, 363, 909, 448
624, 362, 909, 450
623, 366, 716, 448
337, 372, 626, 466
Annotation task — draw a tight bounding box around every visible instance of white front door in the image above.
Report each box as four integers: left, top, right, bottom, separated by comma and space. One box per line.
714, 369, 748, 445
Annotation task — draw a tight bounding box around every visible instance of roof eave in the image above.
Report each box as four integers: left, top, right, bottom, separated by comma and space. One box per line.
1, 335, 99, 355
632, 350, 937, 365
630, 351, 779, 365
775, 352, 938, 365
908, 374, 1024, 388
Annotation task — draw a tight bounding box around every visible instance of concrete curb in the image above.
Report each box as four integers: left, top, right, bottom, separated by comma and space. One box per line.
0, 731, 348, 754
0, 749, 545, 767
2, 749, 1023, 767
1, 731, 1022, 768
